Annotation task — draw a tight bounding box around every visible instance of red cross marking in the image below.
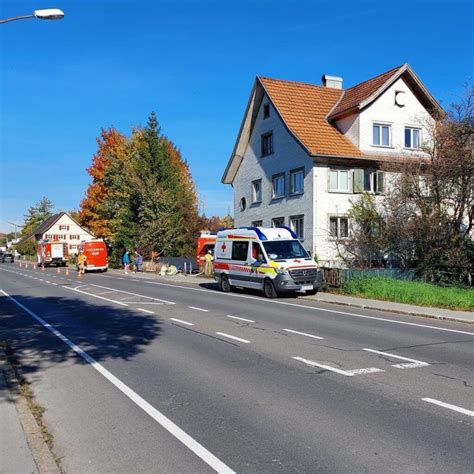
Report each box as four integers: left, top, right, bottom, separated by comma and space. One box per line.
221, 242, 227, 252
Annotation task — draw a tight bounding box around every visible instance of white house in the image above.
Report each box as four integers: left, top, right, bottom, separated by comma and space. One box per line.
19, 212, 94, 255
222, 64, 443, 264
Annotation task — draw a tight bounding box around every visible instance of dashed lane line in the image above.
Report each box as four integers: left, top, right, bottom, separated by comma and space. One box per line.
138, 308, 155, 314
293, 357, 354, 376
188, 306, 209, 312
135, 280, 474, 336
0, 289, 234, 473
215, 332, 251, 344
170, 318, 195, 326
422, 398, 474, 417
226, 315, 255, 323
283, 329, 324, 340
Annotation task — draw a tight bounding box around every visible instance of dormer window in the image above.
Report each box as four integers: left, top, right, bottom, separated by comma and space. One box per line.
263, 103, 270, 119
372, 123, 391, 147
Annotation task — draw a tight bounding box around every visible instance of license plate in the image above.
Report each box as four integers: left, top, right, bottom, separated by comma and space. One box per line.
301, 285, 313, 291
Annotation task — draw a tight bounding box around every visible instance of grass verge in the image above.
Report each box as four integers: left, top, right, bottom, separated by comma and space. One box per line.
342, 277, 474, 311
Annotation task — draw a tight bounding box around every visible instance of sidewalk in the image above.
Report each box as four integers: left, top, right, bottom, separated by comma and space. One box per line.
0, 354, 38, 473
0, 351, 59, 474
109, 269, 474, 323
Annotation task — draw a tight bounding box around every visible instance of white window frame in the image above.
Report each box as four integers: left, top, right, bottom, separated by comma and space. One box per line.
290, 168, 304, 195
404, 126, 421, 149
272, 173, 285, 199
290, 215, 304, 240
372, 123, 392, 147
329, 215, 349, 239
328, 169, 350, 193
251, 179, 262, 203
251, 220, 263, 227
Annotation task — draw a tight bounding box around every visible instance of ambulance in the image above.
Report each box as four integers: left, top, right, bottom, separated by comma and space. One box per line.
78, 240, 108, 272
37, 240, 68, 267
214, 227, 322, 298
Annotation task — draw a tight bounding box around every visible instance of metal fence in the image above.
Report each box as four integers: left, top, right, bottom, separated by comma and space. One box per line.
321, 267, 416, 288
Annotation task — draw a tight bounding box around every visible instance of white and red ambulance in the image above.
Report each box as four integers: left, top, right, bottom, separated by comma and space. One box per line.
214, 227, 322, 298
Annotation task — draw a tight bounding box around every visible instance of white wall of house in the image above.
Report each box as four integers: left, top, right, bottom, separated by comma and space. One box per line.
313, 164, 393, 265
358, 78, 432, 155
41, 214, 93, 255
233, 94, 315, 253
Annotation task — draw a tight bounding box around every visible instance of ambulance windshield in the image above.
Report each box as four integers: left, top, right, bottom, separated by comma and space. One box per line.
263, 240, 309, 260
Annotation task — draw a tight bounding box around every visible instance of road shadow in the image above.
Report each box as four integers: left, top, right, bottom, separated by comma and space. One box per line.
0, 291, 161, 401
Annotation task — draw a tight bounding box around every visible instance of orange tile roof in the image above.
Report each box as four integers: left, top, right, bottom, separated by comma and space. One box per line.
259, 76, 362, 158
329, 65, 403, 118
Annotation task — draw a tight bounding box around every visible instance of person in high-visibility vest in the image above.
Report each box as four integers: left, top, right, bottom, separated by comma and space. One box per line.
204, 250, 214, 276
77, 250, 87, 275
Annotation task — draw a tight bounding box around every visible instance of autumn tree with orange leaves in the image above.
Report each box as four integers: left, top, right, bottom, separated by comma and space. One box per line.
79, 128, 127, 239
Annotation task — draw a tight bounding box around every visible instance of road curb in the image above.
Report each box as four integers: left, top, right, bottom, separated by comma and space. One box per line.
1, 350, 61, 474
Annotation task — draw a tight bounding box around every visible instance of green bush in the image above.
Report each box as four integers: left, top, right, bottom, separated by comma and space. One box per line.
342, 277, 474, 311
15, 240, 36, 256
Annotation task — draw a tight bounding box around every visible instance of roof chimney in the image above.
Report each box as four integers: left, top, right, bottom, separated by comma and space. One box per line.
322, 74, 343, 89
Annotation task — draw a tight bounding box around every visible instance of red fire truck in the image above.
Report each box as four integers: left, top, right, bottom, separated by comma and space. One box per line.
196, 231, 216, 267
78, 240, 108, 272
37, 241, 68, 267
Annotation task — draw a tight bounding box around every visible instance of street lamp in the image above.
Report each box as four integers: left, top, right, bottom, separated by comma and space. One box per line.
0, 8, 64, 25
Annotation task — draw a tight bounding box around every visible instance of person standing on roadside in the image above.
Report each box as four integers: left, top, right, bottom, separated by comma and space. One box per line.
123, 250, 131, 274
77, 250, 87, 275
134, 250, 143, 273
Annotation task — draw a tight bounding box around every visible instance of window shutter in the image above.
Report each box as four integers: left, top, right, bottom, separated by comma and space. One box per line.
376, 171, 385, 194
353, 169, 364, 193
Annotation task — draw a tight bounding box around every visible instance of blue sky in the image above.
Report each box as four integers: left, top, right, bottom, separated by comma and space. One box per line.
0, 0, 472, 233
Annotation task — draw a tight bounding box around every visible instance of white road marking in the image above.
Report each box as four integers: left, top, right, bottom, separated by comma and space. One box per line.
170, 318, 195, 326
0, 290, 234, 473
138, 308, 155, 314
226, 315, 255, 323
422, 398, 474, 417
293, 357, 354, 376
139, 281, 474, 336
215, 332, 251, 344
88, 283, 175, 305
52, 283, 58, 286
95, 290, 116, 296
346, 367, 384, 375
363, 348, 429, 367
282, 329, 324, 340
188, 306, 209, 312
63, 286, 128, 307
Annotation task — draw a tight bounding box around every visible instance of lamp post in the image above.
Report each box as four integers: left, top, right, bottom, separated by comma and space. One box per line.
0, 8, 64, 24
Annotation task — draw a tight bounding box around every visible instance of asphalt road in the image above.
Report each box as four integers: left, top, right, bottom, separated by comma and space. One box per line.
1, 263, 473, 473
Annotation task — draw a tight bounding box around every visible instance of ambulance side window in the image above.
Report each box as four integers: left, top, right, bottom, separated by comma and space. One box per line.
252, 242, 266, 263
231, 241, 249, 261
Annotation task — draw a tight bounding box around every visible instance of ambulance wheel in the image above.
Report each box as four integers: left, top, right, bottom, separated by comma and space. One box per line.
220, 275, 231, 293
103, 268, 108, 273
263, 279, 278, 298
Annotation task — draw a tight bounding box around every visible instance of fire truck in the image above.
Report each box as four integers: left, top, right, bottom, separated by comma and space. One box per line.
78, 240, 108, 272
37, 240, 68, 267
196, 231, 216, 267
